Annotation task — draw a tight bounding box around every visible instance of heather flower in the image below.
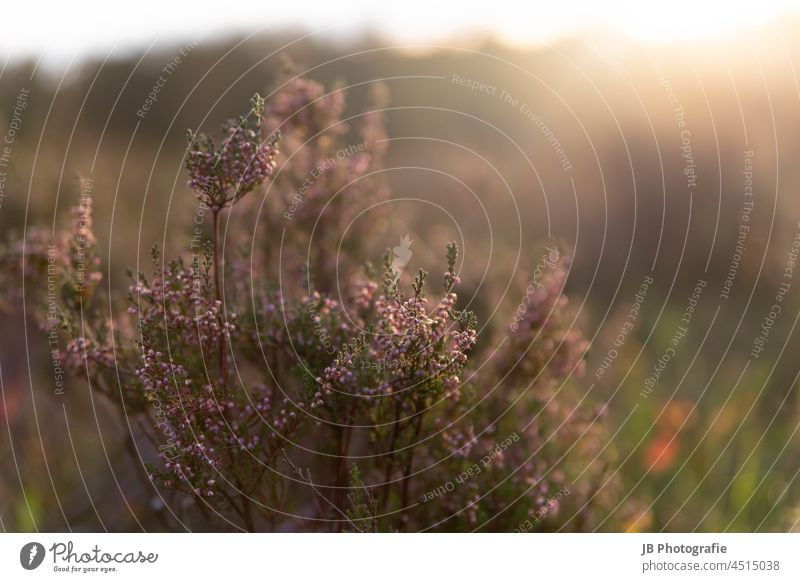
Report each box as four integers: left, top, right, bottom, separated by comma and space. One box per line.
497, 252, 588, 384
265, 77, 346, 141
260, 78, 389, 293
186, 94, 279, 210
0, 226, 58, 309
66, 177, 102, 302
2, 78, 626, 533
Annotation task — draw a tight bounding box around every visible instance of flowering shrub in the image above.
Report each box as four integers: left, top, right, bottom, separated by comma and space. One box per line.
4, 77, 624, 532
185, 94, 278, 210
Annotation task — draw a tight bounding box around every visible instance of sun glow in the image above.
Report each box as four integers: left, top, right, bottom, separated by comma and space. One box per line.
1, 0, 799, 63
492, 0, 800, 45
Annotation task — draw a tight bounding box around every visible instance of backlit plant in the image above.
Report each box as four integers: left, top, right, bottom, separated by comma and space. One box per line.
4, 77, 624, 532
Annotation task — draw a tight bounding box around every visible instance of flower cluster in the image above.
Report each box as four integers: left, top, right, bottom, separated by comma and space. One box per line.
0, 226, 57, 309
260, 75, 389, 293
7, 78, 625, 532
186, 94, 279, 209
497, 253, 588, 383
265, 77, 346, 143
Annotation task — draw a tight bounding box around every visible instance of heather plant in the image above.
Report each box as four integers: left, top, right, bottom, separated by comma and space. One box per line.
259, 75, 389, 292
5, 77, 624, 532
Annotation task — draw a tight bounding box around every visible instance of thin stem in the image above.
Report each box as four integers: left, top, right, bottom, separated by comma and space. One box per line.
333, 424, 352, 531
332, 392, 358, 530
380, 398, 402, 511
211, 208, 228, 388
399, 406, 425, 530
220, 489, 252, 531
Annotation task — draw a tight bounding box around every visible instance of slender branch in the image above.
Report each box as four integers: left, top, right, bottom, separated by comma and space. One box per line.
282, 450, 365, 533
399, 405, 425, 530
210, 207, 228, 389
380, 398, 402, 511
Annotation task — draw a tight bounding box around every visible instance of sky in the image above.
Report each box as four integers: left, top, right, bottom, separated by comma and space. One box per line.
2, 0, 800, 66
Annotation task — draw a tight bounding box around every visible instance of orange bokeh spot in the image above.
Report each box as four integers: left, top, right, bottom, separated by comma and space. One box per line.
644, 434, 678, 473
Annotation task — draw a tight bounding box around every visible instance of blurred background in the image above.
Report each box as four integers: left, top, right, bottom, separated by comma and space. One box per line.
3, 0, 800, 531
